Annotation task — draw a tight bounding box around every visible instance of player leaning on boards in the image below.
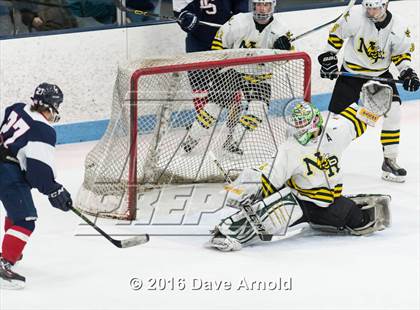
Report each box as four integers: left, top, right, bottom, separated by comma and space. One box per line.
0, 83, 73, 289
209, 81, 391, 251
182, 0, 293, 155
318, 0, 419, 182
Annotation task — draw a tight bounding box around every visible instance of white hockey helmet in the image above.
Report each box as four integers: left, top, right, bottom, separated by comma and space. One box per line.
362, 0, 389, 22
252, 0, 276, 22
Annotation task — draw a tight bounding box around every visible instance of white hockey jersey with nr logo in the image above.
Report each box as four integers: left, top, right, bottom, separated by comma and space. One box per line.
326, 6, 414, 76
212, 12, 291, 50
233, 106, 368, 207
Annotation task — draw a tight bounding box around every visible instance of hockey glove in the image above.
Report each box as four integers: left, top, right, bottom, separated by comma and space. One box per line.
177, 11, 199, 33
273, 35, 291, 50
48, 185, 72, 212
399, 68, 420, 92
318, 51, 338, 80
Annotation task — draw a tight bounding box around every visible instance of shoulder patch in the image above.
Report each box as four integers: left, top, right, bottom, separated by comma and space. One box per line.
409, 43, 415, 53
330, 23, 340, 33
343, 11, 350, 22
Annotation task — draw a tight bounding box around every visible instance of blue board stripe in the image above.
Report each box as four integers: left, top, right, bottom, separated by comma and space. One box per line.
54, 87, 420, 145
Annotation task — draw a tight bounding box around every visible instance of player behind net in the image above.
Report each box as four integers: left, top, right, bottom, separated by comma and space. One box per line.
182, 0, 293, 155
208, 80, 392, 251
0, 83, 73, 289
174, 0, 249, 154
317, 0, 419, 182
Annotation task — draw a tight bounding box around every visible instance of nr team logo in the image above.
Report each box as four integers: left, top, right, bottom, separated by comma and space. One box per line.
357, 38, 385, 64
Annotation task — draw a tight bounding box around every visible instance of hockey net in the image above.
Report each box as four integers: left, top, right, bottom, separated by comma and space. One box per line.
76, 49, 311, 220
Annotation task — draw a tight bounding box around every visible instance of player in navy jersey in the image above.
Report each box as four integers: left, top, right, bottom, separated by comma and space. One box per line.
173, 0, 249, 52
0, 83, 72, 289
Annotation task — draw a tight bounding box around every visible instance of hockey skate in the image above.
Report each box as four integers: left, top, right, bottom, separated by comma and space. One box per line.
382, 157, 406, 183
182, 135, 199, 153
222, 135, 244, 155
0, 258, 25, 289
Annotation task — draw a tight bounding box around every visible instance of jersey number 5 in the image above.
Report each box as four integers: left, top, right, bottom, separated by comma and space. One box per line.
200, 0, 217, 15
0, 111, 30, 146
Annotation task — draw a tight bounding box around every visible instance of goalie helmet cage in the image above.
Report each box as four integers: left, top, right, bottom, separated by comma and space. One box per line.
76, 49, 311, 220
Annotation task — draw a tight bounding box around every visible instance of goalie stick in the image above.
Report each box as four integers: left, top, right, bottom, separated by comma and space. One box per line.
71, 207, 149, 248
113, 0, 221, 28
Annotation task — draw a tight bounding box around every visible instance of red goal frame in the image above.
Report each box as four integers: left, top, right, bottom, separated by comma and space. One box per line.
126, 52, 311, 220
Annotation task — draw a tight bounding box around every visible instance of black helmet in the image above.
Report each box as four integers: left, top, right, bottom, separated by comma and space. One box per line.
31, 83, 63, 122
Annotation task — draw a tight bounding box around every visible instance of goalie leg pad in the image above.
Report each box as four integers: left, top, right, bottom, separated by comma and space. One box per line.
300, 196, 364, 230
346, 194, 391, 235
307, 194, 391, 235
209, 191, 303, 251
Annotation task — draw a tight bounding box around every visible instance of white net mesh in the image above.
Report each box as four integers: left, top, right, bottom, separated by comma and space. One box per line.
76, 49, 311, 219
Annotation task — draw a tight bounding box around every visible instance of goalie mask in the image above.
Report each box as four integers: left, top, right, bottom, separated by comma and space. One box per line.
252, 0, 276, 22
362, 0, 388, 22
288, 101, 323, 146
31, 82, 63, 123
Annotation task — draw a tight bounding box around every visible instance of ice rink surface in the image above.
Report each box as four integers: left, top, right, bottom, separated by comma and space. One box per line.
1, 101, 419, 310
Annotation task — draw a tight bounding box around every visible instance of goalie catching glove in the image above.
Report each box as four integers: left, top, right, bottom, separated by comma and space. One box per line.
357, 80, 392, 127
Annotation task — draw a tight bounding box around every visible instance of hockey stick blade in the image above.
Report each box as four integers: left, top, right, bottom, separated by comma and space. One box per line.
71, 207, 150, 248
291, 0, 356, 42
115, 235, 150, 248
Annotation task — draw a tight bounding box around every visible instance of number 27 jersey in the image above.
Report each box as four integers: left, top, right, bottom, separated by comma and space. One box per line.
0, 102, 58, 195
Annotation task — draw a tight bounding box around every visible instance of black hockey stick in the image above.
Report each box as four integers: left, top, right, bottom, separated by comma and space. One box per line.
71, 207, 149, 248
336, 72, 404, 84
290, 0, 356, 42
113, 0, 221, 28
